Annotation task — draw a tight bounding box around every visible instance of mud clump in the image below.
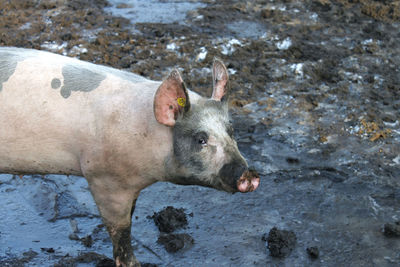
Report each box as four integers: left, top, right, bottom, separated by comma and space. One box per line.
383, 221, 400, 237
151, 206, 188, 233
151, 206, 195, 253
265, 227, 297, 258
157, 233, 194, 253
307, 246, 320, 259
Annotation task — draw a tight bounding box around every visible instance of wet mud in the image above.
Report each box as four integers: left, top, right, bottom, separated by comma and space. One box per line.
1, 0, 400, 266
157, 233, 194, 253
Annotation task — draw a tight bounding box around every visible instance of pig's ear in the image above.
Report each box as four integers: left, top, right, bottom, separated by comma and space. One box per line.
154, 69, 190, 127
211, 58, 229, 101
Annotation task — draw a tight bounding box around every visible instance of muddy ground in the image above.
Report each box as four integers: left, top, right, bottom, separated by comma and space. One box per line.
0, 0, 400, 266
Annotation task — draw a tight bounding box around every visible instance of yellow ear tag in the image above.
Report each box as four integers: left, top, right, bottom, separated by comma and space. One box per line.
177, 97, 186, 107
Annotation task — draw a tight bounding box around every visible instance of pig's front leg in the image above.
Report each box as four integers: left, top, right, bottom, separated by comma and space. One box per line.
86, 176, 141, 267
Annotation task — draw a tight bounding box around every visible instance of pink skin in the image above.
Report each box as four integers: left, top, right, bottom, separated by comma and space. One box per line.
237, 171, 260, 193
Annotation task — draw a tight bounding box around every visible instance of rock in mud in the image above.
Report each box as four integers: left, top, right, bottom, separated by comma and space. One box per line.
81, 234, 93, 248
151, 206, 188, 233
40, 247, 55, 253
383, 221, 400, 237
157, 233, 194, 253
68, 233, 80, 240
266, 227, 297, 258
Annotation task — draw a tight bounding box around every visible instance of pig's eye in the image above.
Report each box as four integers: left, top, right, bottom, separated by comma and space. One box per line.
195, 132, 208, 146
199, 138, 207, 145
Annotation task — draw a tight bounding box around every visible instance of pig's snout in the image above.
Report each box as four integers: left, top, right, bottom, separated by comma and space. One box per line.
237, 169, 260, 193
219, 163, 260, 193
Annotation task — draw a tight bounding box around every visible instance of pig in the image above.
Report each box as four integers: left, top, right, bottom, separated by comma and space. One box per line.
0, 47, 259, 267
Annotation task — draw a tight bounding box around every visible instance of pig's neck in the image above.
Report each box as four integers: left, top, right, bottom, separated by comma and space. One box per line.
163, 154, 187, 181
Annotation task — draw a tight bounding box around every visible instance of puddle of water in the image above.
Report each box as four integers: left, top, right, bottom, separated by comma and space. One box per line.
0, 174, 110, 265
227, 20, 266, 39
105, 0, 206, 24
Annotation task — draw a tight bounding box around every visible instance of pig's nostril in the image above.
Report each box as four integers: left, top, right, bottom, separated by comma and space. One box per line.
250, 177, 260, 191
237, 179, 249, 192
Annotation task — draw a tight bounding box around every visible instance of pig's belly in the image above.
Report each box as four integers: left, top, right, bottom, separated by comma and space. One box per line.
0, 111, 83, 176
0, 141, 83, 175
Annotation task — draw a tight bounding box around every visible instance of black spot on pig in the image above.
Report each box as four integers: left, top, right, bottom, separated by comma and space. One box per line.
0, 52, 23, 91
172, 126, 208, 176
51, 78, 61, 89
59, 65, 106, 98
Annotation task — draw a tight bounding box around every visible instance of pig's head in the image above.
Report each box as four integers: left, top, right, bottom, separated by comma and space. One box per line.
154, 59, 259, 193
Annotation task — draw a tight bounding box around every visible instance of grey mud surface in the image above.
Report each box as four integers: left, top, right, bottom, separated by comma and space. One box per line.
1, 0, 400, 266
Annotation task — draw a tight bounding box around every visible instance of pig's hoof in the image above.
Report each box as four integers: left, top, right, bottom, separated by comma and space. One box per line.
237, 169, 260, 192
115, 256, 141, 267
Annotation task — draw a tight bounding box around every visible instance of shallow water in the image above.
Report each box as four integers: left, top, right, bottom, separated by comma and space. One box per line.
105, 0, 206, 24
